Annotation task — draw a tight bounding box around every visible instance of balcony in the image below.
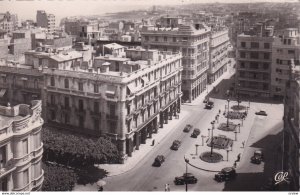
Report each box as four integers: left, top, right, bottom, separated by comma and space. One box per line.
0, 159, 16, 179
106, 114, 118, 121
90, 111, 101, 118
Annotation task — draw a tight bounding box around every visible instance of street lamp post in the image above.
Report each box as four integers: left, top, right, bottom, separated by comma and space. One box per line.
234, 131, 237, 141
184, 157, 189, 192
226, 99, 230, 127
226, 149, 230, 161
195, 144, 199, 155
201, 135, 205, 146
215, 114, 219, 123
208, 128, 211, 137
210, 120, 215, 156
238, 123, 240, 133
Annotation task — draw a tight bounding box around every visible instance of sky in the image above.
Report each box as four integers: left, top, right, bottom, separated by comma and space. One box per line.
0, 0, 298, 22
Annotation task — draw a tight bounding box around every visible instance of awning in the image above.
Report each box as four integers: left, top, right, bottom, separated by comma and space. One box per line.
127, 82, 137, 94
106, 85, 116, 96
0, 89, 6, 97
20, 77, 28, 81
105, 91, 115, 96
141, 76, 149, 85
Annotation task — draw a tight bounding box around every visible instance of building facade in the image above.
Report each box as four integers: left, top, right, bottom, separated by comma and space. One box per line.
271, 28, 300, 100
0, 12, 18, 34
141, 19, 210, 102
0, 100, 44, 191
36, 11, 55, 34
236, 24, 274, 98
42, 48, 182, 161
208, 28, 230, 84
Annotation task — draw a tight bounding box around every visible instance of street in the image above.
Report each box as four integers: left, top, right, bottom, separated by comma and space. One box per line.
101, 99, 284, 191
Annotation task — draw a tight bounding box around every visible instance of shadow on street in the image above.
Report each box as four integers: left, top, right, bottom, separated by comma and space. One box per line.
223, 130, 285, 191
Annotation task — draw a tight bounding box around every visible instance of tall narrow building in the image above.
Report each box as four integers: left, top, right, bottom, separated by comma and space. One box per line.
141, 16, 210, 102
36, 10, 55, 34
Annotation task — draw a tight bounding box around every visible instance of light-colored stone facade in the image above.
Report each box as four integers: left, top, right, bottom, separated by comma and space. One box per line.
0, 100, 44, 191
271, 28, 300, 100
208, 28, 230, 84
236, 33, 273, 98
141, 20, 210, 102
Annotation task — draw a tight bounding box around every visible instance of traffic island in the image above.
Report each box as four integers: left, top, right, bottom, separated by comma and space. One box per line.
226, 111, 246, 119
200, 151, 223, 163
231, 105, 246, 111
218, 123, 237, 131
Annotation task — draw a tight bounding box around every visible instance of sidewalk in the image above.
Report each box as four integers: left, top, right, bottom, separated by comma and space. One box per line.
98, 109, 191, 177
185, 101, 256, 172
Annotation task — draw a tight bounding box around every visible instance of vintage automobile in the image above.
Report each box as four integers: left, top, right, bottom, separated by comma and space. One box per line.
174, 173, 198, 185
152, 155, 165, 167
183, 124, 193, 132
191, 128, 201, 138
251, 150, 264, 164
205, 101, 214, 109
255, 110, 267, 116
171, 140, 181, 150
214, 167, 237, 182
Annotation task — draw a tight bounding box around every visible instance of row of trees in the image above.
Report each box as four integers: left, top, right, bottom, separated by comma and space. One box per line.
42, 127, 120, 167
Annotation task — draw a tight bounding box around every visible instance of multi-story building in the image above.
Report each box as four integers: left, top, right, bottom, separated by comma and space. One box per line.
9, 30, 32, 60
283, 60, 300, 191
0, 12, 18, 34
0, 100, 44, 191
43, 48, 182, 161
141, 17, 210, 102
236, 23, 274, 98
208, 28, 230, 84
271, 28, 300, 100
36, 11, 55, 34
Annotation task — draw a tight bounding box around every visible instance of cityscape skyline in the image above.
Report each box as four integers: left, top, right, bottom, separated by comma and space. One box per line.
1, 0, 299, 23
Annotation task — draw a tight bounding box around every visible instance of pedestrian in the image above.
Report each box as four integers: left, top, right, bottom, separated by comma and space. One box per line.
167, 184, 170, 191
165, 184, 168, 191
237, 153, 241, 161
219, 109, 221, 114
152, 139, 155, 146
233, 162, 237, 168
242, 141, 245, 148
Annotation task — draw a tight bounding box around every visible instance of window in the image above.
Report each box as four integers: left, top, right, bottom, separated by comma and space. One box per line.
94, 119, 99, 131
78, 99, 84, 111
50, 110, 55, 120
155, 36, 158, 42
241, 42, 246, 48
23, 80, 27, 88
94, 102, 99, 113
115, 62, 119, 71
22, 138, 28, 155
173, 37, 176, 42
240, 51, 246, 58
288, 50, 295, 54
141, 95, 144, 106
64, 78, 69, 88
64, 97, 69, 108
109, 103, 115, 116
50, 76, 55, 86
250, 42, 259, 48
50, 94, 55, 105
264, 43, 270, 49
263, 63, 269, 70
0, 145, 6, 169
145, 36, 149, 41
182, 37, 188, 42
264, 53, 270, 60
250, 62, 259, 69
65, 113, 70, 124
79, 116, 84, 128
0, 177, 7, 191
23, 169, 29, 186
94, 84, 99, 93
78, 82, 83, 91
288, 39, 291, 45
39, 58, 42, 65
164, 37, 167, 42
250, 52, 259, 59
240, 62, 245, 68
34, 79, 38, 89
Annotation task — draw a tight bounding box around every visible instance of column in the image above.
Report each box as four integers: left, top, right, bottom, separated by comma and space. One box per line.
173, 102, 177, 116
118, 139, 126, 164
126, 138, 133, 157
164, 109, 168, 124
135, 132, 140, 150
159, 112, 164, 128
153, 117, 158, 133
169, 105, 172, 120
189, 89, 192, 103
177, 98, 181, 113
141, 128, 147, 144
148, 124, 153, 138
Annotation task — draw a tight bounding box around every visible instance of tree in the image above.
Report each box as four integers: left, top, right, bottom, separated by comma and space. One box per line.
42, 162, 78, 191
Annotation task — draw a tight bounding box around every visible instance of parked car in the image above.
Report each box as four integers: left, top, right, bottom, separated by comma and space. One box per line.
205, 101, 214, 109
174, 173, 198, 185
251, 150, 264, 164
152, 155, 165, 167
171, 140, 181, 150
183, 124, 193, 132
255, 110, 267, 116
214, 167, 237, 182
191, 128, 201, 138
